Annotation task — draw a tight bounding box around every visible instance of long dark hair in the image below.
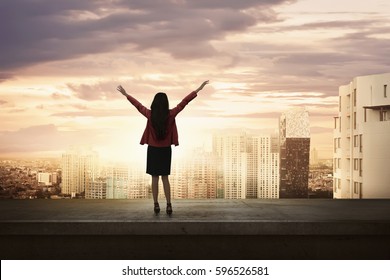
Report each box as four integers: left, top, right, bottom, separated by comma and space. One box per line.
151, 92, 169, 140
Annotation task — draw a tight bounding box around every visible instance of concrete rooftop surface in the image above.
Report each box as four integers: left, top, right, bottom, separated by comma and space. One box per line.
1, 199, 390, 259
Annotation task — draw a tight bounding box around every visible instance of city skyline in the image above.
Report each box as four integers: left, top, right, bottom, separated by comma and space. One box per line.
1, 1, 390, 161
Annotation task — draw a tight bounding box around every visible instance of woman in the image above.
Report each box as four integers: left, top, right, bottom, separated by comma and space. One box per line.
116, 80, 209, 215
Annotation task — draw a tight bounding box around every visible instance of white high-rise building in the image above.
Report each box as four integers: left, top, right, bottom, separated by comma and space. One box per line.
170, 150, 218, 199
214, 134, 248, 199
310, 148, 319, 165
333, 73, 390, 198
213, 133, 280, 199
86, 178, 107, 199
246, 137, 259, 199
105, 164, 149, 199
257, 135, 280, 199
61, 147, 99, 197
127, 165, 149, 199
187, 150, 218, 199
37, 172, 52, 186
106, 165, 129, 199
171, 160, 189, 199
212, 136, 225, 198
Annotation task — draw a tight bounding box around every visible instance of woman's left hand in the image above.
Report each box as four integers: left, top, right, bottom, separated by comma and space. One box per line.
196, 80, 209, 92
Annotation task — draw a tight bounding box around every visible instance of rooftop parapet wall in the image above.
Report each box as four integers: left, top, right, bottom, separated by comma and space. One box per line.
1, 199, 390, 259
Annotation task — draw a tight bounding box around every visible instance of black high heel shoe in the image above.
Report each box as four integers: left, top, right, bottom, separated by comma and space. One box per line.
166, 203, 173, 216
154, 202, 160, 215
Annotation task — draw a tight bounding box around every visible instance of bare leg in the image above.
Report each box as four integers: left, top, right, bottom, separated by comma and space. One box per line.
151, 175, 159, 203
161, 175, 171, 204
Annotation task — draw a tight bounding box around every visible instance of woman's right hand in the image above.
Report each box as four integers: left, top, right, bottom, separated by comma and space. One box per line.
116, 85, 128, 96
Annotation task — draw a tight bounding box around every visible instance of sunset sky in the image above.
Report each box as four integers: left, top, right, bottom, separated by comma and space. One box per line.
1, 0, 390, 162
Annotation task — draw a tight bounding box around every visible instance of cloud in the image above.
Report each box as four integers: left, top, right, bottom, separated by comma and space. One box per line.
0, 124, 107, 153
216, 112, 281, 119
310, 126, 333, 134
0, 0, 292, 74
216, 14, 390, 97
51, 109, 132, 118
0, 73, 13, 82
51, 93, 71, 100
67, 82, 118, 101
283, 19, 383, 31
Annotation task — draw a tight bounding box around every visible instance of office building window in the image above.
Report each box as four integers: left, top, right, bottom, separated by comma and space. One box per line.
353, 135, 359, 147
385, 85, 387, 98
359, 135, 363, 152
380, 110, 389, 121
359, 159, 363, 176
353, 89, 357, 106
354, 159, 359, 170
339, 117, 341, 132
339, 96, 341, 112
353, 182, 359, 194
353, 112, 357, 129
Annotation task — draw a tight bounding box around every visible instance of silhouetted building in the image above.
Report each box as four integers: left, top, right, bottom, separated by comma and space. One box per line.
279, 108, 310, 198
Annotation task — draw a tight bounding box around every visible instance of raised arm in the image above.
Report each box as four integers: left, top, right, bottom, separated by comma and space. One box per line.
171, 80, 210, 117
116, 85, 149, 117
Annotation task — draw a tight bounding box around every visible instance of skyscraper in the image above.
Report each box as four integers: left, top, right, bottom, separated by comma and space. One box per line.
213, 133, 248, 199
105, 164, 149, 199
105, 165, 129, 199
333, 73, 390, 198
61, 146, 99, 197
86, 178, 107, 199
279, 108, 310, 198
310, 147, 319, 165
212, 135, 225, 198
257, 135, 280, 199
171, 160, 189, 199
213, 133, 280, 199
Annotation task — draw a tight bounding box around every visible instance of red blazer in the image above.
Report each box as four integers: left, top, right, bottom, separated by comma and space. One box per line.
127, 91, 197, 147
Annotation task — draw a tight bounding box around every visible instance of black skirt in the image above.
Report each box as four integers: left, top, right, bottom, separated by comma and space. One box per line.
146, 145, 172, 176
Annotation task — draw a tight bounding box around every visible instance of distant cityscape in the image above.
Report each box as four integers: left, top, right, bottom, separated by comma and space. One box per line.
1, 72, 389, 200
0, 152, 332, 200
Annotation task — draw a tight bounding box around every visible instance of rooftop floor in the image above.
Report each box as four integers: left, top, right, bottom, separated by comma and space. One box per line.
1, 199, 390, 259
